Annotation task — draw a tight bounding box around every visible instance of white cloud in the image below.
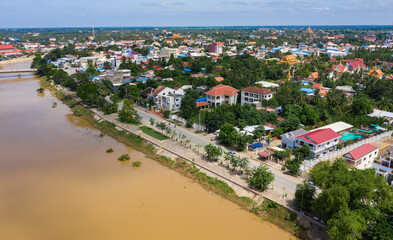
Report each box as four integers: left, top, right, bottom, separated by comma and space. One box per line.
313, 7, 330, 11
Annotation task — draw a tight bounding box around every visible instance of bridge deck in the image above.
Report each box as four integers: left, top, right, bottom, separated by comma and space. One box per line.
0, 69, 37, 73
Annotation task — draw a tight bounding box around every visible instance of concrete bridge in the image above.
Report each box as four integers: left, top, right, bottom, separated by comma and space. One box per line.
0, 69, 37, 74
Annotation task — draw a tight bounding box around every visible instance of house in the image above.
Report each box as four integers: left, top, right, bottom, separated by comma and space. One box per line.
281, 129, 309, 150
295, 128, 341, 158
329, 64, 348, 78
240, 87, 273, 105
313, 121, 353, 134
343, 144, 379, 169
373, 145, 393, 185
254, 81, 279, 88
368, 68, 384, 79
0, 44, 22, 56
140, 87, 155, 99
205, 84, 239, 107
307, 72, 318, 81
312, 83, 323, 90
161, 47, 179, 58
215, 77, 224, 82
151, 86, 184, 111
347, 60, 367, 72
367, 109, 393, 124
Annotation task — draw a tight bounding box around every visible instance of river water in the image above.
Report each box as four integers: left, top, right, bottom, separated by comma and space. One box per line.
0, 61, 294, 240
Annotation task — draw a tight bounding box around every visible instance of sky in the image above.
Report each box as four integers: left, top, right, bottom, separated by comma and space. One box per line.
1, 0, 393, 28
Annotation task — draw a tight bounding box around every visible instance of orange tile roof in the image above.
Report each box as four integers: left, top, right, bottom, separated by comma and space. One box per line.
215, 77, 224, 82
153, 86, 167, 96
196, 101, 210, 107
205, 84, 239, 96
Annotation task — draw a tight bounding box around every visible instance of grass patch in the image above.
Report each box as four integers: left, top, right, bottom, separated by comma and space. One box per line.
118, 118, 142, 126
139, 126, 168, 140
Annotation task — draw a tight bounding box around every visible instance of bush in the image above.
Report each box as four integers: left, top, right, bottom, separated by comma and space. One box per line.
132, 161, 142, 167
118, 153, 130, 161
268, 200, 280, 208
106, 148, 114, 153
163, 110, 171, 118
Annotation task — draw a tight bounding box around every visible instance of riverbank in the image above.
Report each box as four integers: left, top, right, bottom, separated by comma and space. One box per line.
39, 76, 311, 239
0, 56, 34, 67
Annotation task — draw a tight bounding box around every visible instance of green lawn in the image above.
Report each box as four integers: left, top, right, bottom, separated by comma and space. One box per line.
139, 126, 168, 140
118, 118, 142, 126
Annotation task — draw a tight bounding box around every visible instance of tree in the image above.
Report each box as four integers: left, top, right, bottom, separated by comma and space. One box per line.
286, 161, 300, 176
280, 115, 300, 132
219, 123, 238, 146
327, 209, 367, 240
295, 183, 316, 211
272, 127, 283, 137
204, 144, 222, 161
351, 94, 373, 116
253, 125, 266, 139
163, 110, 170, 118
119, 99, 139, 123
248, 164, 275, 191
76, 82, 98, 102
180, 89, 200, 120
294, 145, 311, 162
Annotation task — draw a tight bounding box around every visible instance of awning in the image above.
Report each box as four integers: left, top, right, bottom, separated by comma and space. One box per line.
259, 151, 270, 157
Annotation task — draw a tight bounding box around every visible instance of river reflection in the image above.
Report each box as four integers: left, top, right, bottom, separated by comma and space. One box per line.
0, 63, 294, 240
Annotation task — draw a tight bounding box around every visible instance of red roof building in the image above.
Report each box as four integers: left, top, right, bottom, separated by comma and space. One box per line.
0, 44, 22, 56
205, 84, 239, 106
296, 128, 341, 157
343, 144, 379, 169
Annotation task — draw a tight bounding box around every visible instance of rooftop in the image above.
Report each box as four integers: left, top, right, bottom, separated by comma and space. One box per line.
205, 84, 239, 96
297, 128, 341, 145
242, 87, 273, 95
344, 144, 378, 160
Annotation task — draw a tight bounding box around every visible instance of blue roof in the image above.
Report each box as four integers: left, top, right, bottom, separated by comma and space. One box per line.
299, 88, 315, 94
201, 68, 206, 71
184, 68, 191, 72
137, 77, 148, 82
196, 97, 207, 103
177, 54, 187, 58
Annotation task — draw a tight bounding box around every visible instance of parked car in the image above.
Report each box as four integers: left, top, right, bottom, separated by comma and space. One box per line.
228, 151, 236, 155
306, 181, 319, 190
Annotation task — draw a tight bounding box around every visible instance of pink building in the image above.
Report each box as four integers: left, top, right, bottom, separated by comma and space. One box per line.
209, 42, 224, 54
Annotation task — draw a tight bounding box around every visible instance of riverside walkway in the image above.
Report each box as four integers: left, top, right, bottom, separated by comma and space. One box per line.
53, 83, 328, 231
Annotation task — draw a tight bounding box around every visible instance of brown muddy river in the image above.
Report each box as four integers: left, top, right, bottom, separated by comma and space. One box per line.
0, 61, 293, 240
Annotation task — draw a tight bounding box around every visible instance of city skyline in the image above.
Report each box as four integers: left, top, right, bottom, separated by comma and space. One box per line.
1, 0, 393, 28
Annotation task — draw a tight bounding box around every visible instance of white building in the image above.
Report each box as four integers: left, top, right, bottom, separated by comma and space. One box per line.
343, 144, 379, 169
205, 84, 239, 107
151, 86, 184, 111
295, 128, 341, 158
313, 121, 353, 134
372, 145, 393, 185
240, 87, 274, 105
161, 47, 179, 58
281, 129, 309, 150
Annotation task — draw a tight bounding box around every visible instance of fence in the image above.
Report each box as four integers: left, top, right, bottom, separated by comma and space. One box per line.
301, 130, 393, 173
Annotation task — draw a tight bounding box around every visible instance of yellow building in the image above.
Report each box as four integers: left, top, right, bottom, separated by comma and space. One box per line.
369, 68, 384, 79
278, 55, 300, 65
305, 26, 314, 34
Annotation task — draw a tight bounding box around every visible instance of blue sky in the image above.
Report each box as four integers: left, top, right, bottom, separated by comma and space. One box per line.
1, 0, 393, 28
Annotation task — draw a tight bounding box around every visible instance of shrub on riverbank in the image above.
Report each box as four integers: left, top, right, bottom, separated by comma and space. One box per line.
118, 154, 130, 161
106, 148, 114, 153
132, 161, 142, 167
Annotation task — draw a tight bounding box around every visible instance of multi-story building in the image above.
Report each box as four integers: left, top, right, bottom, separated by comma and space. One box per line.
150, 86, 184, 111
161, 47, 179, 58
281, 129, 309, 150
209, 42, 224, 55
343, 144, 379, 169
0, 44, 22, 56
205, 84, 239, 107
295, 128, 341, 158
373, 145, 393, 185
240, 87, 273, 105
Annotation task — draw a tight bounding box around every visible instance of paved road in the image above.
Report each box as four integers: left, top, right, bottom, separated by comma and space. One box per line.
135, 107, 301, 194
